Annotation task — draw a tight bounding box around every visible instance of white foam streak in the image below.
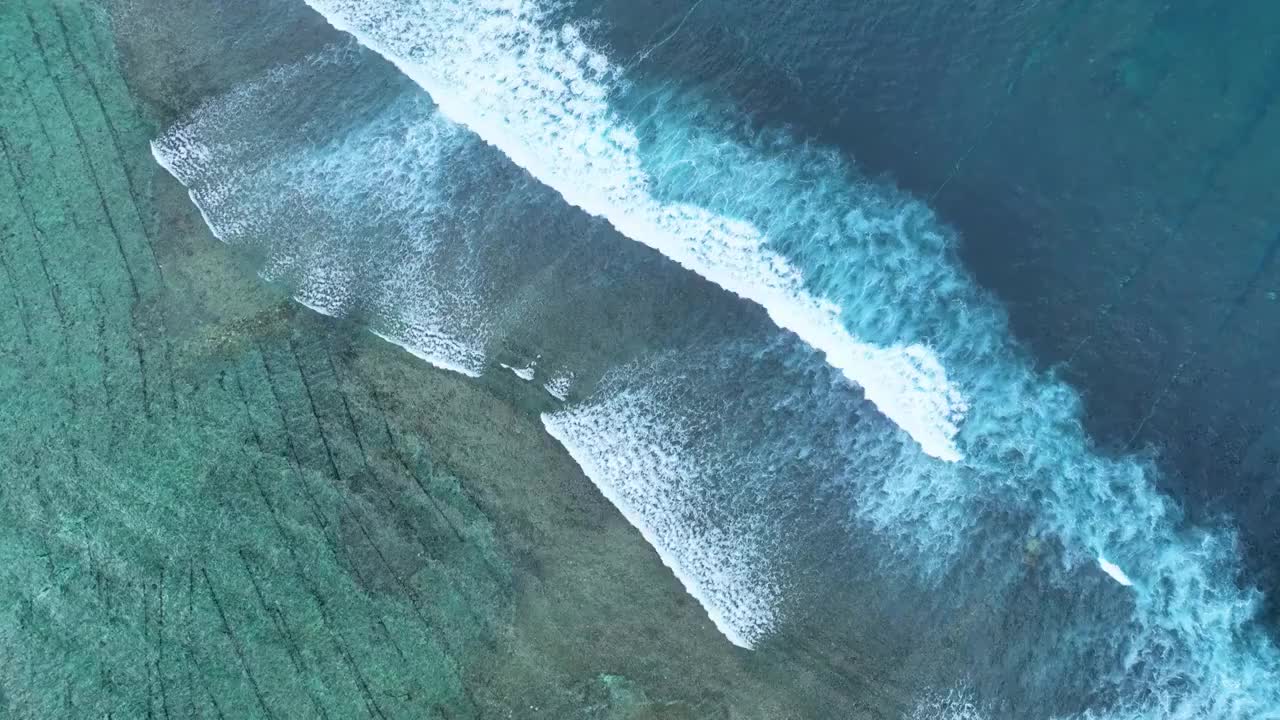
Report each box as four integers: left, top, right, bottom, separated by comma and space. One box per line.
370, 329, 483, 379
149, 142, 228, 243
302, 0, 967, 462
544, 372, 573, 400
542, 387, 780, 648
500, 362, 536, 381
908, 688, 989, 720
1097, 557, 1133, 588
150, 50, 492, 378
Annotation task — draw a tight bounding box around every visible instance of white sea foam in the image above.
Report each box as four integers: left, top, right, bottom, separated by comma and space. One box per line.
150, 46, 490, 377
544, 372, 573, 400
370, 329, 482, 379
500, 362, 536, 381
302, 0, 968, 463
542, 378, 782, 649
908, 688, 988, 720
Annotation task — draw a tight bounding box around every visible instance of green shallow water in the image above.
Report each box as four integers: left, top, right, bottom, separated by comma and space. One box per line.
0, 2, 891, 717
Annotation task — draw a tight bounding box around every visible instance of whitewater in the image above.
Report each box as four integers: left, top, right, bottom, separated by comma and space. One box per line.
150, 0, 1280, 716
301, 0, 970, 465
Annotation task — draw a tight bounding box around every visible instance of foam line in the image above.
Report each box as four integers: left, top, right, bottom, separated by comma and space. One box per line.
150, 46, 491, 379
542, 388, 780, 649
1097, 557, 1134, 588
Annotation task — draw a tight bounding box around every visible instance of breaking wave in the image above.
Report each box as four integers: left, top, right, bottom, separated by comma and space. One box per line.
302, 0, 970, 463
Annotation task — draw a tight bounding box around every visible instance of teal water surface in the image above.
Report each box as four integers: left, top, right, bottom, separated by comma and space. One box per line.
4, 0, 1280, 718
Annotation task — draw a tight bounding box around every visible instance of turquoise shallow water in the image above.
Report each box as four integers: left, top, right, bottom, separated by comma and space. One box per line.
4, 0, 1280, 718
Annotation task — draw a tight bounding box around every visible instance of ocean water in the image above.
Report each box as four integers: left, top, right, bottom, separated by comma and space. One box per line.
6, 0, 1280, 717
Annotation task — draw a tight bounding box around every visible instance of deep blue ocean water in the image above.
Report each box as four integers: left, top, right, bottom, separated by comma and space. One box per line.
119, 0, 1280, 717
579, 0, 1280, 612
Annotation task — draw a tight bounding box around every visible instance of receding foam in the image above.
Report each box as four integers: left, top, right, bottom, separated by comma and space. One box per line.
150, 45, 490, 378
542, 380, 781, 649
499, 362, 536, 381
907, 688, 988, 720
543, 372, 573, 401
